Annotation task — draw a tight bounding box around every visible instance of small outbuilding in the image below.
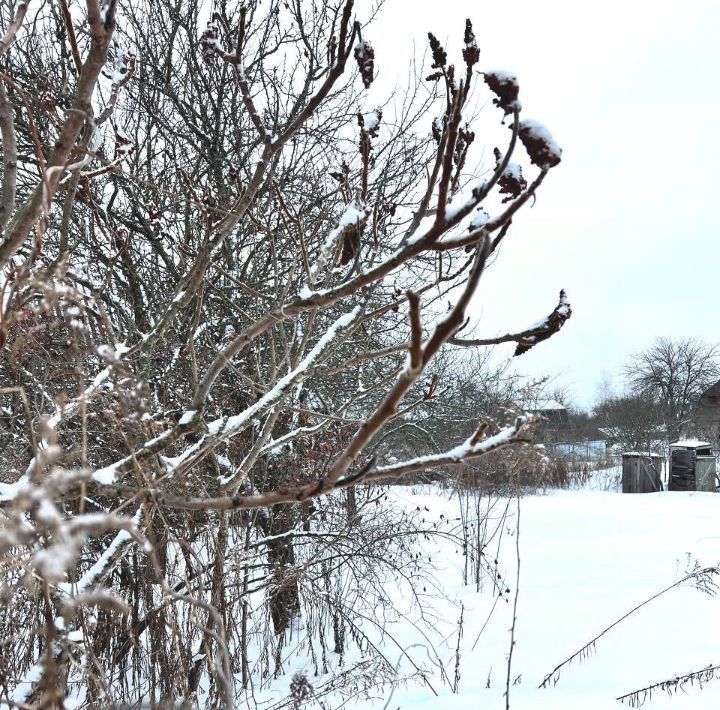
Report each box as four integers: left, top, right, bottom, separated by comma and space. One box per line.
622, 453, 664, 493
668, 440, 717, 492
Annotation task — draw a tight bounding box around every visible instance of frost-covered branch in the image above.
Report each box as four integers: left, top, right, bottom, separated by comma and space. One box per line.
0, 7, 570, 703
102, 415, 533, 511
451, 289, 572, 355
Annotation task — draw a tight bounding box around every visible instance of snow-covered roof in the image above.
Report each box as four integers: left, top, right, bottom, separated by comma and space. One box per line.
670, 439, 712, 449
621, 452, 664, 458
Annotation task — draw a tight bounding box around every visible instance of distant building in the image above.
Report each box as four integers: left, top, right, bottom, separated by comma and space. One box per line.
526, 399, 608, 461
525, 398, 568, 425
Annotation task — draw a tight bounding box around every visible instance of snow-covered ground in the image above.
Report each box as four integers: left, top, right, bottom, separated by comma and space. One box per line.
257, 468, 720, 709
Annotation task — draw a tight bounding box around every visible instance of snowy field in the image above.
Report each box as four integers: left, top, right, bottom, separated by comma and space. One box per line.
255, 470, 720, 709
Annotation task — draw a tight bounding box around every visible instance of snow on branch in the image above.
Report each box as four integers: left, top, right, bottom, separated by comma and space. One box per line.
119, 416, 533, 512
451, 290, 572, 355
519, 119, 562, 169
0, 7, 574, 702
97, 307, 363, 485
59, 510, 142, 595
1, 464, 143, 584
354, 39, 375, 88
539, 565, 720, 690
180, 307, 362, 464
355, 415, 534, 482
307, 201, 370, 287
484, 70, 521, 114
617, 663, 720, 706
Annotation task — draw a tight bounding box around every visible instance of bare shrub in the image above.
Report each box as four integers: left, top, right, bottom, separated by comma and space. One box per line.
0, 1, 567, 706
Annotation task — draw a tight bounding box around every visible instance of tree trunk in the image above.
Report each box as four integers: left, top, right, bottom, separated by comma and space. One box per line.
261, 504, 301, 636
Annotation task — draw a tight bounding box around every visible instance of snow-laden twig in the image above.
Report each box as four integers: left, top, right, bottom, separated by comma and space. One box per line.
617, 663, 720, 707
94, 307, 363, 486
451, 290, 572, 356
306, 200, 369, 287
110, 415, 533, 512
58, 510, 142, 595
539, 565, 720, 689
47, 342, 128, 429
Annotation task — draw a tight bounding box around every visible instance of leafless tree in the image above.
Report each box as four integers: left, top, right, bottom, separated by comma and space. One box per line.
0, 0, 569, 706
624, 337, 720, 441
594, 392, 664, 454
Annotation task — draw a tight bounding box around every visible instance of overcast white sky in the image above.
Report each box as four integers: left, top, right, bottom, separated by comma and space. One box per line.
360, 0, 720, 408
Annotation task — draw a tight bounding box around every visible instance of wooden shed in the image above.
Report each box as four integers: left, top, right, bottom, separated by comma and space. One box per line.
668, 440, 717, 492
622, 453, 664, 493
